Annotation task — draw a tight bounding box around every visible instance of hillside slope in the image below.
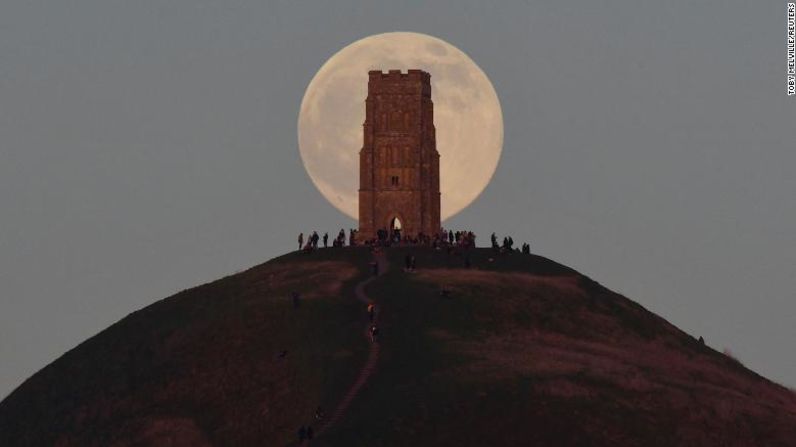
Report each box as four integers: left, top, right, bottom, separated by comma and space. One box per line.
1, 246, 795, 446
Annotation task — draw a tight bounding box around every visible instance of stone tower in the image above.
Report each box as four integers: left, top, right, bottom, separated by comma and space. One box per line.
358, 69, 441, 241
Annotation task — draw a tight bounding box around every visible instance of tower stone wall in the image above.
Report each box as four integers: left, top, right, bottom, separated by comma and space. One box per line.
358, 69, 441, 240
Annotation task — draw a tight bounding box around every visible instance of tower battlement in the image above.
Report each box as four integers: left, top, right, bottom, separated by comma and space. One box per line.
368, 69, 431, 81
367, 69, 431, 97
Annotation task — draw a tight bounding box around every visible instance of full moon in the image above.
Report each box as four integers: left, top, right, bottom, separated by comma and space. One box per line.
298, 32, 503, 221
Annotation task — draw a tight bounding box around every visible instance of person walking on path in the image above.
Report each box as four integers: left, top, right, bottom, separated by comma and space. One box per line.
315, 406, 325, 421
367, 303, 375, 322
369, 324, 379, 343
292, 291, 300, 309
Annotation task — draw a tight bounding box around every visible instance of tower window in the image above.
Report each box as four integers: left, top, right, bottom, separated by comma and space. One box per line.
391, 176, 399, 186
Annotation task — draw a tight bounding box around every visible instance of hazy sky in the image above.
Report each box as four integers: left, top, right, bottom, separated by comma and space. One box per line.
1, 1, 794, 399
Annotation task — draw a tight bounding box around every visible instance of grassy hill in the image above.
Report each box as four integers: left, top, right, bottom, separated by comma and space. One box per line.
1, 246, 795, 446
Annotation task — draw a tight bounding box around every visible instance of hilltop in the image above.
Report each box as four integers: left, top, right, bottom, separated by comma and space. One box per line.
1, 246, 795, 446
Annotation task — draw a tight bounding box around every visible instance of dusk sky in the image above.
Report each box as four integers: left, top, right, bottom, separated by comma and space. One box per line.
1, 1, 794, 399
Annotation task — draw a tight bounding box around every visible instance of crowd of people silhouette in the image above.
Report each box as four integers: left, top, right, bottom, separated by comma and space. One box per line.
296, 229, 532, 258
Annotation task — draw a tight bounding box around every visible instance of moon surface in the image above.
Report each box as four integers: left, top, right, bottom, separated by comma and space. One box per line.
298, 32, 503, 221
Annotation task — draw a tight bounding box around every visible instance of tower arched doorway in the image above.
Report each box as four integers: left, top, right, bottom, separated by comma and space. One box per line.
390, 216, 402, 243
